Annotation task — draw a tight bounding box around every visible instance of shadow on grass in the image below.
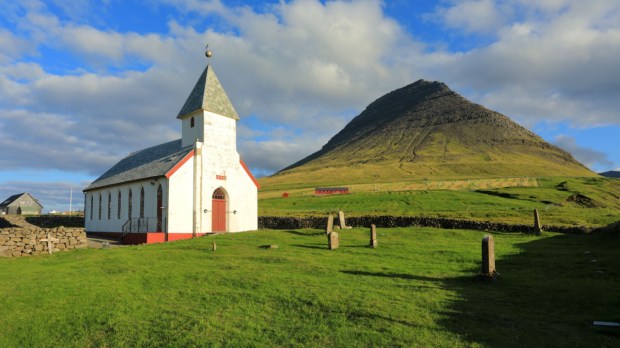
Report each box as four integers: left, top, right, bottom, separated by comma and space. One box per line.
292, 244, 326, 250
282, 230, 326, 237
435, 234, 620, 347
340, 270, 441, 282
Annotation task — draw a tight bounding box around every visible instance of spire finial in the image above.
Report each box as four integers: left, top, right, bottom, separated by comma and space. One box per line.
205, 44, 212, 59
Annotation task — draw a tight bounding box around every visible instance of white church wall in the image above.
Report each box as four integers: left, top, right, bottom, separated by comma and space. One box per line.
197, 110, 258, 232
84, 179, 168, 233
167, 157, 194, 234
181, 111, 204, 148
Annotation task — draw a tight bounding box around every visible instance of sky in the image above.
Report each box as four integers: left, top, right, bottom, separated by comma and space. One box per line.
1, 0, 619, 213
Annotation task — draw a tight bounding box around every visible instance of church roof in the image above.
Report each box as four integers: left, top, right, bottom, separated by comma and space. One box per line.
84, 139, 193, 191
177, 65, 239, 120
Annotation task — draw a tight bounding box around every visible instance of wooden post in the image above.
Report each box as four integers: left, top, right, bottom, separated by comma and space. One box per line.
533, 209, 542, 235
369, 224, 378, 248
481, 235, 496, 277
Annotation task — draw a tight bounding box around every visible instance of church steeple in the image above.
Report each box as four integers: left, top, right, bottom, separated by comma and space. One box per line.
176, 64, 239, 120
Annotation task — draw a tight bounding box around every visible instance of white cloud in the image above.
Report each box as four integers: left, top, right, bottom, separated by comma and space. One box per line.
436, 0, 507, 33
0, 0, 619, 185
553, 135, 613, 170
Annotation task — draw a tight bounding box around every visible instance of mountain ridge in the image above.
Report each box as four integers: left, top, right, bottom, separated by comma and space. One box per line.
266, 79, 594, 187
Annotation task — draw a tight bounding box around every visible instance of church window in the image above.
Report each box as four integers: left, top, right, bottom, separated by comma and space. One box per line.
140, 187, 145, 218
90, 195, 93, 220
213, 188, 226, 200
190, 117, 195, 128
157, 184, 163, 231
98, 194, 102, 220
107, 192, 111, 220
117, 191, 121, 219
128, 189, 133, 218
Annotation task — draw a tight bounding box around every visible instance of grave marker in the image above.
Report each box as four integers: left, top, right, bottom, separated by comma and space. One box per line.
328, 232, 339, 250
533, 209, 542, 235
481, 235, 496, 277
326, 214, 334, 234
369, 224, 378, 248
40, 233, 60, 255
338, 211, 352, 229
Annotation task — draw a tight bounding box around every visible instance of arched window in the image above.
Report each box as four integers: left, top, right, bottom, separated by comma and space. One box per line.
157, 184, 163, 231
98, 194, 102, 220
117, 191, 121, 219
107, 192, 111, 220
128, 189, 133, 218
140, 187, 145, 218
212, 188, 226, 200
190, 116, 195, 128
90, 195, 93, 220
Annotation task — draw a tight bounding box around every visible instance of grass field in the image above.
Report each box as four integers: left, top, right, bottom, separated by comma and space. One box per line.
1, 228, 619, 347
259, 177, 620, 227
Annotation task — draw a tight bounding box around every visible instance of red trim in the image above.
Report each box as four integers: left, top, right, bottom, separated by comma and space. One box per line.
240, 159, 260, 189
88, 231, 211, 245
165, 150, 195, 178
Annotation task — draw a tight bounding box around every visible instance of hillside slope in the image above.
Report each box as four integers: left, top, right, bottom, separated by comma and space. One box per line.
262, 80, 594, 188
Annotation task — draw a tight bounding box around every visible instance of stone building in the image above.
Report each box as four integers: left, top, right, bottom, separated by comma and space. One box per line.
0, 192, 43, 215
83, 59, 259, 244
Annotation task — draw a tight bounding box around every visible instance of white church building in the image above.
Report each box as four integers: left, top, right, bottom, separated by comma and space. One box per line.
83, 60, 259, 244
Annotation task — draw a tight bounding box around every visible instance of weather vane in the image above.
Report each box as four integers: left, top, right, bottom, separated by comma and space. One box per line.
205, 44, 212, 59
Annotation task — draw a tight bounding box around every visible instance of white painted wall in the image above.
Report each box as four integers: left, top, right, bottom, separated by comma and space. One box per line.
167, 156, 194, 233
84, 179, 168, 233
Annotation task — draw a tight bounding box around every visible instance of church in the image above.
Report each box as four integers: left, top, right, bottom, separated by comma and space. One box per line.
83, 54, 259, 244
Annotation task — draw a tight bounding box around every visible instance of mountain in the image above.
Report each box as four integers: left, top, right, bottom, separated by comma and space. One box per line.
263, 80, 595, 187
600, 171, 620, 178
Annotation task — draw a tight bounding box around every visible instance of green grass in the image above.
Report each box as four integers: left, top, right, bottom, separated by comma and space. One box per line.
259, 177, 620, 226
1, 228, 619, 347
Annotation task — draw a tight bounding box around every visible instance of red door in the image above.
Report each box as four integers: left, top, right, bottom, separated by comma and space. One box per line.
212, 188, 226, 232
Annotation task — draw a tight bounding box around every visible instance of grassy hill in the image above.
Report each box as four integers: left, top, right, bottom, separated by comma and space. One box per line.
259, 176, 620, 227
266, 80, 594, 188
1, 228, 619, 347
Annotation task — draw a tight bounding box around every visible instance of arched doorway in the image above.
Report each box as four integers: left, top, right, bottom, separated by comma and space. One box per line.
212, 188, 227, 232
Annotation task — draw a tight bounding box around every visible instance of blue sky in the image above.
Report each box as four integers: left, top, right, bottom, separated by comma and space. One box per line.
1, 0, 619, 212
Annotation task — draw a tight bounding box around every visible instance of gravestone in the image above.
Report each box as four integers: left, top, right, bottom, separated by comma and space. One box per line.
328, 232, 339, 250
481, 235, 496, 277
533, 209, 542, 235
326, 214, 334, 234
212, 241, 216, 252
338, 211, 352, 229
40, 233, 60, 255
369, 224, 378, 248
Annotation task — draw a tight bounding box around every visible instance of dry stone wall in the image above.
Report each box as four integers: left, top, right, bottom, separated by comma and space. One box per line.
258, 215, 594, 235
0, 226, 88, 257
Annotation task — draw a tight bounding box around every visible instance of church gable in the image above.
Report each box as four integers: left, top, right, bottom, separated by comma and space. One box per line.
176, 65, 239, 120
85, 139, 193, 191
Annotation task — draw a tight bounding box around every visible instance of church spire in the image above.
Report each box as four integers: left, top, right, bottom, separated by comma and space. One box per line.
176, 48, 239, 120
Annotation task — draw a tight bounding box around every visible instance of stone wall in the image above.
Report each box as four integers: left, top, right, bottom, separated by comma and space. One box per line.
258, 215, 593, 235
25, 216, 84, 228
0, 226, 88, 257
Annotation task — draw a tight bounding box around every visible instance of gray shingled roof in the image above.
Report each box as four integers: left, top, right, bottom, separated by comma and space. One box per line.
177, 65, 239, 120
0, 192, 43, 209
84, 139, 193, 191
